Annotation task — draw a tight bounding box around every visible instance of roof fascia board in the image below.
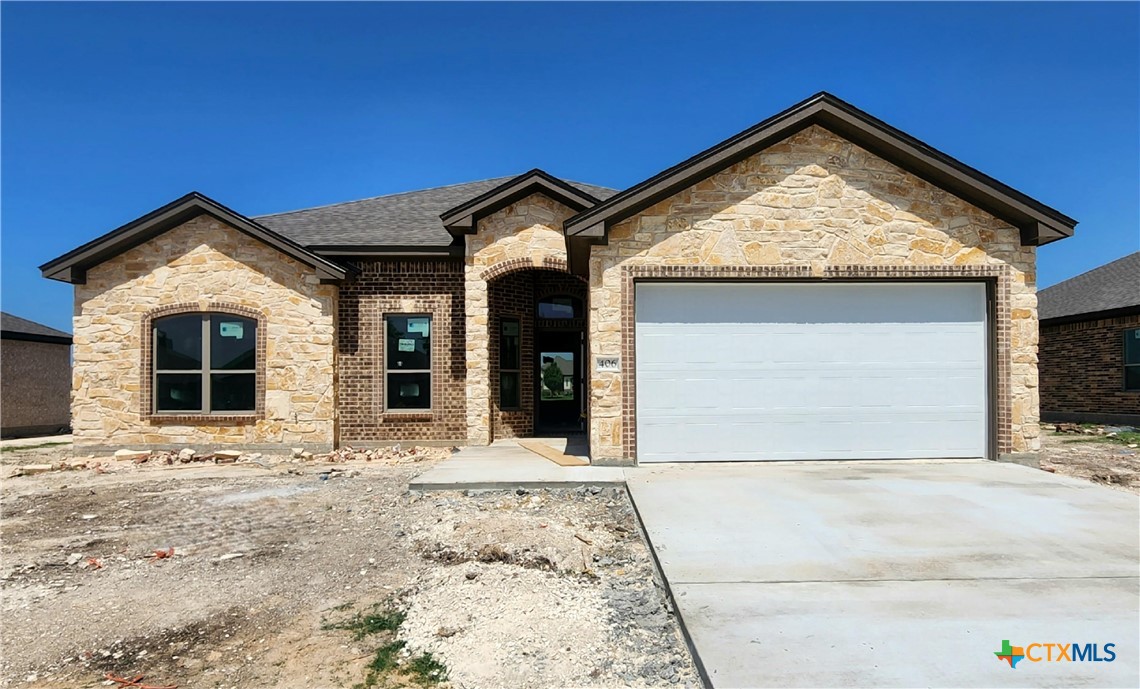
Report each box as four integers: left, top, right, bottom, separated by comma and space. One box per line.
441, 170, 601, 236
0, 331, 73, 346
40, 193, 349, 284
563, 94, 1076, 246
312, 245, 464, 258
1041, 304, 1140, 327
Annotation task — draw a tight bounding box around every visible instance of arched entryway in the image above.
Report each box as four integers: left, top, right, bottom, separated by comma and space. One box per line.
487, 267, 587, 440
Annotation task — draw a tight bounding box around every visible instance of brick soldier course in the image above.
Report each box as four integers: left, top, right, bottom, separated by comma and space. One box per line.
40, 93, 1077, 463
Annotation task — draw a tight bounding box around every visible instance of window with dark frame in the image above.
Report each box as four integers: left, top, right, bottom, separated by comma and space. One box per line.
385, 315, 432, 410
499, 318, 521, 409
537, 295, 581, 320
153, 313, 257, 414
1125, 328, 1140, 391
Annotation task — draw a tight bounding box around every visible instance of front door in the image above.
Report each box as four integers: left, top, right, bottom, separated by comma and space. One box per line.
536, 330, 582, 432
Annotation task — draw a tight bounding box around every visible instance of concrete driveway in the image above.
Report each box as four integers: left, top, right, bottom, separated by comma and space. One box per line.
625, 460, 1139, 688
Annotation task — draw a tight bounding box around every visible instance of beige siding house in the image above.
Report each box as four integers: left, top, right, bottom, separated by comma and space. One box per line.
42, 93, 1076, 464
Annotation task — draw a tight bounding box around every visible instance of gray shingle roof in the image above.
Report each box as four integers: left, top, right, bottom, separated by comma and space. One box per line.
255, 176, 617, 248
1, 312, 72, 340
1038, 252, 1140, 321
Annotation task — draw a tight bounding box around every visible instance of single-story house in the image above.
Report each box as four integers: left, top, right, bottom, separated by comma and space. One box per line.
40, 92, 1077, 464
1039, 252, 1140, 425
1, 312, 73, 438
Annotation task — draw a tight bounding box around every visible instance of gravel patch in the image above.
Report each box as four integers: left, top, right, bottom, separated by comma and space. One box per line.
0, 446, 698, 688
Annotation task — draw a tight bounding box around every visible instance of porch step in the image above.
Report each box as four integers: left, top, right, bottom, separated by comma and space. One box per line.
408, 441, 625, 491
517, 439, 590, 467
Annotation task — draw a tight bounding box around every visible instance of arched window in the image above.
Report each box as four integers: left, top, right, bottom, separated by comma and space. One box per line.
153, 313, 258, 413
537, 295, 581, 320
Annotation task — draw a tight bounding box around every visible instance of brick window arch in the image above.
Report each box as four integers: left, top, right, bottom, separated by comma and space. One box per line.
141, 303, 266, 421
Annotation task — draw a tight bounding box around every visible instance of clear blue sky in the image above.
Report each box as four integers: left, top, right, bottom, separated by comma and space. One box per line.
3, 2, 1137, 332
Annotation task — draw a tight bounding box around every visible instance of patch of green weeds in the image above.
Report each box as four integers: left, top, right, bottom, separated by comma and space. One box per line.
323, 603, 406, 641
405, 652, 448, 685
1061, 431, 1140, 446
324, 602, 448, 688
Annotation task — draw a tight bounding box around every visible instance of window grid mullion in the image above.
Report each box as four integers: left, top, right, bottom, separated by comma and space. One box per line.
202, 314, 211, 413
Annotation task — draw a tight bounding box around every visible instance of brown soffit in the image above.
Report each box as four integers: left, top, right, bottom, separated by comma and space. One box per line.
39, 192, 352, 284
562, 92, 1078, 248
439, 168, 601, 237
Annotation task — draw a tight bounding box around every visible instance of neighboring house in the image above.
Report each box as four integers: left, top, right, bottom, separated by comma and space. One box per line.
1, 312, 72, 437
1039, 252, 1140, 425
40, 93, 1077, 464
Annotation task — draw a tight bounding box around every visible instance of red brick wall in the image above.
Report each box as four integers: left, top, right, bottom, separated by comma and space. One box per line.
337, 259, 467, 444
1039, 312, 1140, 422
488, 269, 586, 439
490, 272, 535, 438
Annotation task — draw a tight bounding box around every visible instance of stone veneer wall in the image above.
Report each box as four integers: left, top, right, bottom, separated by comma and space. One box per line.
1040, 313, 1140, 423
465, 193, 578, 444
72, 216, 337, 450
337, 259, 467, 444
0, 339, 71, 436
588, 125, 1038, 463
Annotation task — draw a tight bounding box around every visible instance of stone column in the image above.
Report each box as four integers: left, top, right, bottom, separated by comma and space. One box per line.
464, 265, 491, 445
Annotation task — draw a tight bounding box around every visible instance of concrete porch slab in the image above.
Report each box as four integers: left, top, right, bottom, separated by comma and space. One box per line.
408, 439, 626, 491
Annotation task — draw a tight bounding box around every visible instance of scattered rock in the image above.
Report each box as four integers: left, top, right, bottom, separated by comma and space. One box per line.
16, 464, 54, 476
217, 553, 244, 561
113, 449, 150, 461
177, 448, 197, 462
66, 553, 83, 566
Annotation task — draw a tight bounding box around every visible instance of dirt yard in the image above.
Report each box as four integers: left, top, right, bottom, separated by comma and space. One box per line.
0, 446, 698, 689
1040, 426, 1140, 494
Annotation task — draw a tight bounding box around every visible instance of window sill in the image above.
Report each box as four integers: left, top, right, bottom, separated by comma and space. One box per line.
381, 411, 434, 421
147, 414, 262, 424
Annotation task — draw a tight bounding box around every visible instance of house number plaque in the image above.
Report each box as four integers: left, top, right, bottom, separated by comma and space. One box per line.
595, 356, 621, 373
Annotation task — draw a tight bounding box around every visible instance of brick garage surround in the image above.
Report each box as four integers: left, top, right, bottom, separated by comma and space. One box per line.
72, 215, 337, 451
336, 259, 467, 444
617, 264, 1012, 462
588, 125, 1039, 463
1040, 312, 1140, 424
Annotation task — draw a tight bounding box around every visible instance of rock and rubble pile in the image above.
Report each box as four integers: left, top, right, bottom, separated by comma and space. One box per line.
6, 444, 456, 478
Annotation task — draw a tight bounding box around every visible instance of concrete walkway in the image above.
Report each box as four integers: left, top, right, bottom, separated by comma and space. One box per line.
625, 460, 1140, 688
0, 434, 72, 449
409, 439, 625, 490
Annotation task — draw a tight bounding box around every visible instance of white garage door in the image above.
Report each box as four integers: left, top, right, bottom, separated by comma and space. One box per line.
634, 282, 988, 462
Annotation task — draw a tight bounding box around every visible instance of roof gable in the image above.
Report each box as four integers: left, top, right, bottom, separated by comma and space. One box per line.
40, 193, 350, 284
563, 92, 1077, 247
439, 169, 603, 237
256, 176, 616, 251
1039, 252, 1140, 322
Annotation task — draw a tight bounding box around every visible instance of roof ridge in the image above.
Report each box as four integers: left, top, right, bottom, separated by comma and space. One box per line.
1040, 251, 1140, 292
253, 176, 523, 219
